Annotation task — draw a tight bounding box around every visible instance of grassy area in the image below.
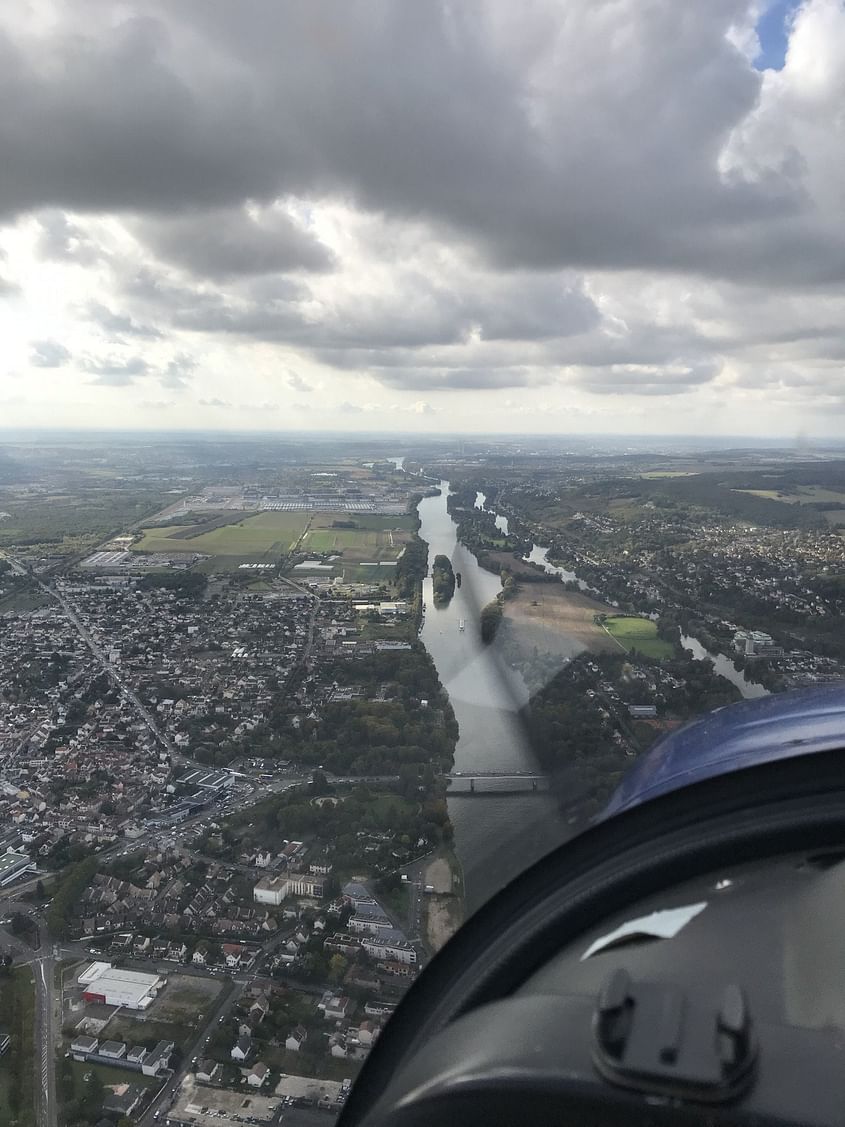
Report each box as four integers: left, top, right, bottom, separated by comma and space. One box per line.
101, 1014, 192, 1049
0, 489, 175, 549
311, 513, 417, 532
381, 882, 411, 919
0, 586, 53, 613
68, 1058, 159, 1090
300, 526, 410, 562
360, 793, 417, 820
0, 967, 36, 1127
133, 511, 309, 562
264, 1048, 360, 1082
602, 615, 674, 659
355, 618, 415, 642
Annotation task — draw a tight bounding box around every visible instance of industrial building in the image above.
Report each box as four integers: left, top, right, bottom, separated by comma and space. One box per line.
0, 849, 34, 887
78, 962, 164, 1010
178, 768, 235, 793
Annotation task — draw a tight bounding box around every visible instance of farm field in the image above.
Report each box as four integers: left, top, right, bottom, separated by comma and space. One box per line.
132, 510, 309, 562
734, 486, 845, 505
298, 513, 413, 573
502, 579, 619, 659
601, 615, 674, 659
639, 470, 701, 479
301, 527, 408, 560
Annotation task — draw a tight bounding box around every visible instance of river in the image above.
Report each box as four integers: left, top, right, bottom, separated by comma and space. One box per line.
522, 542, 590, 592
417, 483, 568, 913
416, 483, 767, 912
679, 634, 769, 699
474, 491, 509, 536
522, 546, 767, 700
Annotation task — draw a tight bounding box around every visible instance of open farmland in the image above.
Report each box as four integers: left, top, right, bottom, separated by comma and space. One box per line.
601, 614, 674, 658
503, 582, 619, 660
298, 513, 414, 571
132, 510, 310, 566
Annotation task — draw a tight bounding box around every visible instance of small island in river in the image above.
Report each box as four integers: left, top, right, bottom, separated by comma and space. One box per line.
432, 553, 456, 605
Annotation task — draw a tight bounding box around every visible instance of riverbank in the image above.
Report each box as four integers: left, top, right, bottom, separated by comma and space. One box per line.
421, 848, 465, 952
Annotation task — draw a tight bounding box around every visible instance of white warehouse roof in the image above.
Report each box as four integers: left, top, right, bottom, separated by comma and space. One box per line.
80, 964, 164, 1009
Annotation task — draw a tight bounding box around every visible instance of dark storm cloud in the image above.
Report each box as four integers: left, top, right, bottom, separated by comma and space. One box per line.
86, 302, 163, 340
30, 339, 71, 367
80, 354, 150, 386
0, 1, 838, 285
135, 207, 335, 277
125, 263, 602, 354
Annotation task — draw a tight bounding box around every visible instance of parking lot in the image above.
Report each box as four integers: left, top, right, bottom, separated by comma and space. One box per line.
274, 1075, 345, 1113
167, 1078, 281, 1126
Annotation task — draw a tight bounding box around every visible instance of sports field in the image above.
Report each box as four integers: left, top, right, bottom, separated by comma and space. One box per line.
602, 615, 674, 659
132, 511, 309, 560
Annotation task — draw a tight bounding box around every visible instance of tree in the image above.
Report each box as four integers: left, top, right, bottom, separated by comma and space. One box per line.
328, 954, 348, 983
83, 1071, 104, 1118
309, 771, 331, 796
9, 912, 30, 937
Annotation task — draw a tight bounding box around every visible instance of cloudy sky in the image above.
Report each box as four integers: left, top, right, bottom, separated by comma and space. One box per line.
1, 0, 844, 437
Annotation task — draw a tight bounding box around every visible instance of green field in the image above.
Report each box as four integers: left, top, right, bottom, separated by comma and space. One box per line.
133, 511, 310, 561
302, 526, 407, 561
602, 615, 674, 659
311, 513, 416, 531
101, 1013, 193, 1049
0, 968, 36, 1127
69, 1059, 159, 1090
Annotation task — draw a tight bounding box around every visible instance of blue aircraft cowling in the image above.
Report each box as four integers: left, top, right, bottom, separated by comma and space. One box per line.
598, 682, 845, 822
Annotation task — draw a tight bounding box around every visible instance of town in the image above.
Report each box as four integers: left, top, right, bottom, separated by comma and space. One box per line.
0, 434, 843, 1127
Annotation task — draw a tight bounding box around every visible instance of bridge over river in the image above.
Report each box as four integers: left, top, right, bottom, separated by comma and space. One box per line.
445, 771, 551, 796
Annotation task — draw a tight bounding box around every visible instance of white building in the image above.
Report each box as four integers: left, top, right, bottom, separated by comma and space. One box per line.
253, 874, 324, 905
286, 1026, 307, 1052
349, 914, 395, 935
360, 937, 418, 965
79, 963, 164, 1010
253, 875, 288, 906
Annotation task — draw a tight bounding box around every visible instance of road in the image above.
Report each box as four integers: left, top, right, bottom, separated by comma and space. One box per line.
33, 921, 57, 1127
137, 976, 245, 1127
49, 581, 177, 758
